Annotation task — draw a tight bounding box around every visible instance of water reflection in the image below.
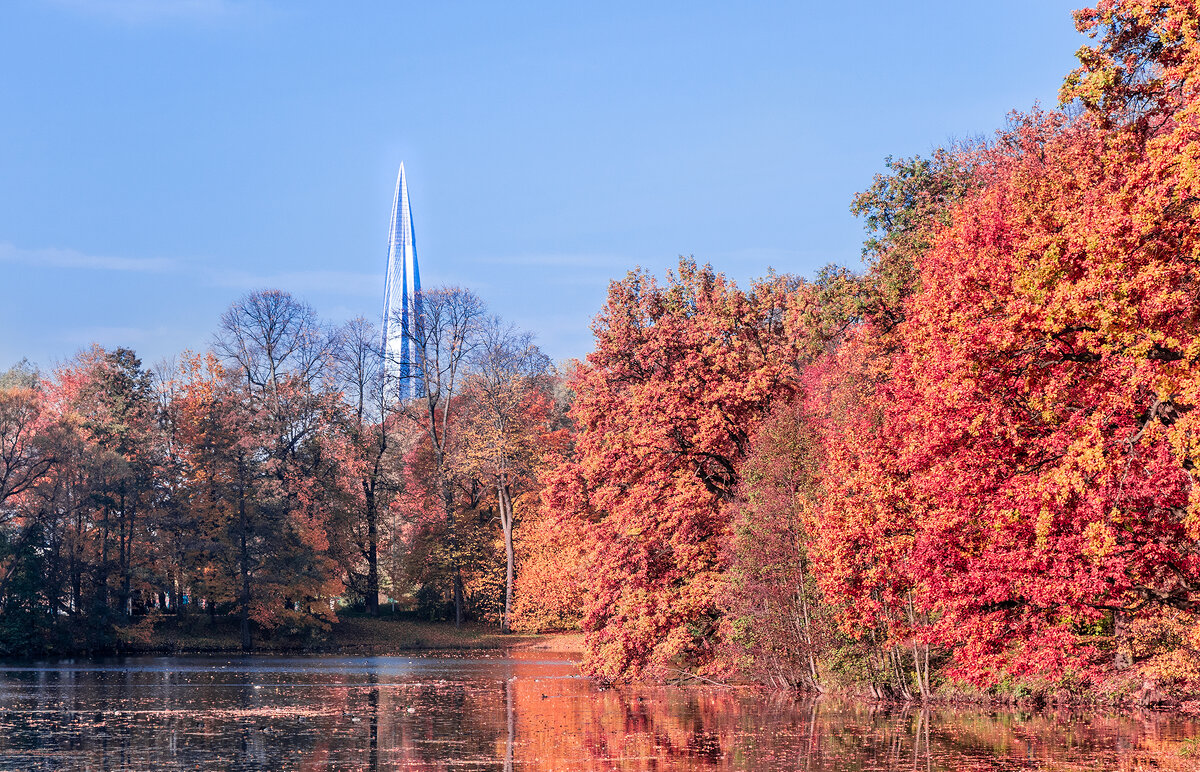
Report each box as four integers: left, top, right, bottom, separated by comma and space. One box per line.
0, 654, 1194, 770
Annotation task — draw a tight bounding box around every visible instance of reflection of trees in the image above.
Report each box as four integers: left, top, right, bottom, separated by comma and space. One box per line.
367, 669, 379, 771
508, 688, 1200, 772
914, 706, 1194, 771
504, 675, 515, 772
1, 663, 1197, 770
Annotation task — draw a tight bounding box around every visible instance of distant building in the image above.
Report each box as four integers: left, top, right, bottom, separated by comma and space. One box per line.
381, 163, 422, 399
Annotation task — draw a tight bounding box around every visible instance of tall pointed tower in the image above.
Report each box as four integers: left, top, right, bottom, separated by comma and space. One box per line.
381, 163, 423, 399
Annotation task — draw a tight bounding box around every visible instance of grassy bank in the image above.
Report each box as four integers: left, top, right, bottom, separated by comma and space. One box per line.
118, 613, 583, 657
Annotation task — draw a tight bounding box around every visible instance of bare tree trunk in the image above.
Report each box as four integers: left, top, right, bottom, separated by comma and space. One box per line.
796, 559, 821, 692
890, 646, 913, 701
907, 594, 930, 701
499, 478, 515, 633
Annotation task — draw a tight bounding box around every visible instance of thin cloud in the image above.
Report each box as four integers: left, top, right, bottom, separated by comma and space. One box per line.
213, 269, 380, 297
61, 325, 172, 347
477, 253, 635, 269
478, 250, 811, 283
0, 242, 176, 272
715, 247, 807, 268
475, 253, 634, 288
508, 311, 596, 363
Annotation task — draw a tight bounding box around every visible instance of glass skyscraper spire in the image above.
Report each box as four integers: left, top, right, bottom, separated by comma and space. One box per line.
381, 163, 422, 399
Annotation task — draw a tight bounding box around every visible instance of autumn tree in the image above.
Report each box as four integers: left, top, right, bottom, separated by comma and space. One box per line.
510, 364, 588, 635
848, 149, 976, 332
149, 355, 202, 616
509, 498, 591, 633
808, 5, 1200, 692
330, 316, 401, 615
786, 145, 978, 699
394, 286, 487, 626
799, 0, 1200, 696
0, 362, 56, 513
171, 353, 246, 625
214, 290, 342, 649
46, 348, 162, 639
458, 321, 556, 631
1061, 0, 1199, 135
884, 105, 1200, 692
0, 362, 64, 652
721, 398, 835, 691
561, 259, 803, 680
3, 347, 170, 651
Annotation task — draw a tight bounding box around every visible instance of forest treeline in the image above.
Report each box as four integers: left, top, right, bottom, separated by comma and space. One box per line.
2, 1, 1199, 704
0, 284, 568, 652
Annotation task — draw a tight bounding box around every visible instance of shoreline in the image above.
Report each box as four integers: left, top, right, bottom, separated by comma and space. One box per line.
92, 615, 587, 659
7, 616, 1192, 716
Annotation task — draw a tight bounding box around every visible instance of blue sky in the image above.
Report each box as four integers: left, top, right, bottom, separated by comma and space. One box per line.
0, 0, 1088, 370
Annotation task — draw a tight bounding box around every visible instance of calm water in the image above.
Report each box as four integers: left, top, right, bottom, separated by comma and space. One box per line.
0, 654, 1195, 771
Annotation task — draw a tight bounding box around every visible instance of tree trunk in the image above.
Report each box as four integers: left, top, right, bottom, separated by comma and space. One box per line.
364, 481, 379, 616
121, 494, 135, 620
437, 452, 463, 627
238, 469, 252, 652
118, 491, 128, 620
454, 569, 465, 627
499, 479, 515, 633
71, 511, 82, 615
97, 507, 110, 619
1114, 609, 1132, 670
890, 646, 913, 701
906, 594, 931, 701
797, 558, 821, 692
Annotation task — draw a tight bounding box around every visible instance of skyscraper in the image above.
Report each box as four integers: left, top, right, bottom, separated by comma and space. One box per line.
381, 163, 422, 399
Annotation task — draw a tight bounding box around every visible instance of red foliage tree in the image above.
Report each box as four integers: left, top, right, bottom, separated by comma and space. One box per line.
813, 99, 1200, 694
560, 259, 803, 680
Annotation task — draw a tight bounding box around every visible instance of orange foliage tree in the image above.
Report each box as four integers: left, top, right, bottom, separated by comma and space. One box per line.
456, 323, 560, 631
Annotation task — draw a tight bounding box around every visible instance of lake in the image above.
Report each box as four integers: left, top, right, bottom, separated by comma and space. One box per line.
0, 653, 1195, 770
